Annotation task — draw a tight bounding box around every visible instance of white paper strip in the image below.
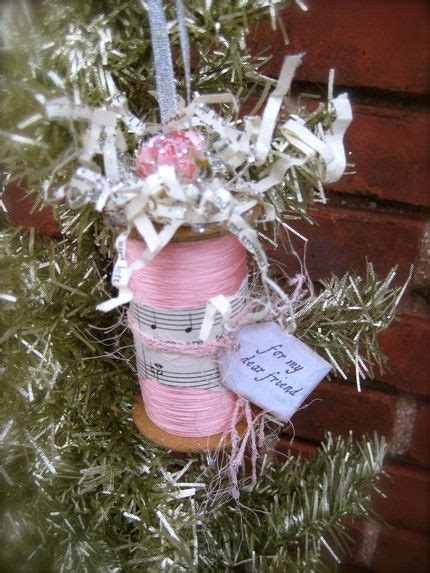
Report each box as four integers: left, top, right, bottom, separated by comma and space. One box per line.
255, 54, 304, 163
323, 93, 353, 183
97, 220, 181, 312
199, 295, 231, 341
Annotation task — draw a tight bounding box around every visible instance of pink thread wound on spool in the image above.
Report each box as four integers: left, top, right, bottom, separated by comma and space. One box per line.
127, 233, 248, 437
126, 233, 247, 308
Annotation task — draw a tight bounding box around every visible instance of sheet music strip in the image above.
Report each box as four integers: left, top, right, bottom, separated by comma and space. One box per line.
135, 341, 222, 390
131, 277, 248, 390
130, 277, 248, 343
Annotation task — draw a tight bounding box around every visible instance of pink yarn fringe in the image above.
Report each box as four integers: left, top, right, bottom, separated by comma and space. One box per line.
227, 400, 269, 499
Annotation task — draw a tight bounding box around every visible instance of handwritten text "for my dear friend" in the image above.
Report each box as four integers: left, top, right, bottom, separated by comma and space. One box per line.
241, 343, 304, 396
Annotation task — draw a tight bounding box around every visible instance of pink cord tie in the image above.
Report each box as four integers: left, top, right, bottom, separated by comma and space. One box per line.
128, 312, 240, 356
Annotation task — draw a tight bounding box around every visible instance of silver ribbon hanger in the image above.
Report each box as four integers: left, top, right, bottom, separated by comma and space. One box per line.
143, 0, 178, 122
175, 0, 191, 106
141, 0, 191, 123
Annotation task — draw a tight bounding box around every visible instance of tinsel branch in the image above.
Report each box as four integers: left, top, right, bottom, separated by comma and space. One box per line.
293, 264, 410, 385
1, 1, 286, 167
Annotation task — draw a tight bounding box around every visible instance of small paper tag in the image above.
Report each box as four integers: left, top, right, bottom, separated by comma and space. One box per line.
218, 322, 332, 420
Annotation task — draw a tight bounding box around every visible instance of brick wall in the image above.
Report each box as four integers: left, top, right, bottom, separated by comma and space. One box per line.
248, 1, 430, 571
3, 1, 429, 571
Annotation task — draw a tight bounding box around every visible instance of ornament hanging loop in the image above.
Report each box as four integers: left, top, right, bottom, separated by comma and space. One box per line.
143, 0, 179, 123
142, 0, 192, 123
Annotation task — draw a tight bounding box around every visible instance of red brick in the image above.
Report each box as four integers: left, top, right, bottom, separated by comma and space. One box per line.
375, 463, 430, 533
410, 401, 430, 467
270, 205, 425, 286
379, 316, 430, 396
372, 526, 430, 573
331, 104, 430, 208
291, 381, 396, 442
243, 94, 430, 209
248, 0, 430, 94
3, 180, 60, 236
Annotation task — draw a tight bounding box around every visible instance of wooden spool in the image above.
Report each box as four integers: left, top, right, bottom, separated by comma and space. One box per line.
129, 204, 262, 242
130, 215, 258, 452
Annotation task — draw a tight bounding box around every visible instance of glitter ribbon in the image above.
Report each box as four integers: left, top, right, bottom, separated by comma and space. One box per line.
143, 0, 178, 122
142, 0, 192, 120
175, 0, 191, 105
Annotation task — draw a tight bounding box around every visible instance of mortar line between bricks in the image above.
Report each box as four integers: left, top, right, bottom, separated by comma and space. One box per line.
291, 81, 430, 112
355, 521, 382, 568
388, 395, 418, 457
325, 191, 430, 219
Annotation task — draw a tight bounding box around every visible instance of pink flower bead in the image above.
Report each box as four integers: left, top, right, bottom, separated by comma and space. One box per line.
136, 130, 206, 184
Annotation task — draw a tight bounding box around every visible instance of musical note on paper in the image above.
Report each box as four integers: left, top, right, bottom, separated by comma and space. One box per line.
150, 310, 157, 330
149, 361, 164, 381
185, 313, 193, 333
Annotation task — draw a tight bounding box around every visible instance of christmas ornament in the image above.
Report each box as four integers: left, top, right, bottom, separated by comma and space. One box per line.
0, 1, 409, 569
41, 0, 355, 469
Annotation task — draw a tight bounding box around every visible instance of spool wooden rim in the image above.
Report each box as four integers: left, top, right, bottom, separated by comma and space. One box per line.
133, 394, 247, 453
129, 205, 262, 243
130, 223, 225, 242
